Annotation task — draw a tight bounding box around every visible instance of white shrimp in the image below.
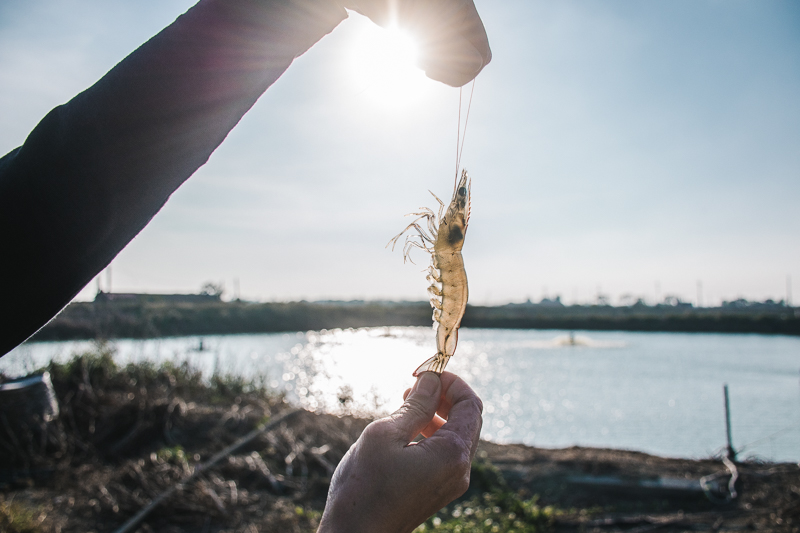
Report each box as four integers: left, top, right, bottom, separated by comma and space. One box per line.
388, 170, 471, 376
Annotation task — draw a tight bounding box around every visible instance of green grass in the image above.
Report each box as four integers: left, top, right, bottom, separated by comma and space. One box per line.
0, 501, 43, 533
42, 342, 275, 406
413, 459, 556, 533
416, 490, 556, 533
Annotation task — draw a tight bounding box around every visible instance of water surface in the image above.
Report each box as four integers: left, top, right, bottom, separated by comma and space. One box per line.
4, 328, 799, 462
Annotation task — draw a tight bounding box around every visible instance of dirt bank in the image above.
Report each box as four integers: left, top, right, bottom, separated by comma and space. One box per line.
1, 353, 798, 532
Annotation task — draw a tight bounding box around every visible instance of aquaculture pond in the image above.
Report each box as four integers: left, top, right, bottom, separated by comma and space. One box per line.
4, 327, 800, 462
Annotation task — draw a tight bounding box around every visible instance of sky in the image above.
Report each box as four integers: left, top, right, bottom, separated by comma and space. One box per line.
1, 0, 798, 306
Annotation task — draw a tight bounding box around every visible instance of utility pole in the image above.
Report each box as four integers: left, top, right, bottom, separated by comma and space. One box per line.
787, 275, 793, 307
697, 280, 703, 308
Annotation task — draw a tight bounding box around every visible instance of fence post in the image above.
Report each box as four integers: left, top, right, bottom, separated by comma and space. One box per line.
723, 384, 736, 460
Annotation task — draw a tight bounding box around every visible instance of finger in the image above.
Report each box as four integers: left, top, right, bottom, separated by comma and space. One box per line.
403, 389, 446, 439
419, 33, 488, 87
404, 373, 464, 437
405, 372, 457, 402
431, 371, 460, 420
389, 371, 442, 443
426, 374, 483, 460
404, 384, 444, 437
415, 1, 492, 86
345, 0, 491, 87
419, 413, 446, 438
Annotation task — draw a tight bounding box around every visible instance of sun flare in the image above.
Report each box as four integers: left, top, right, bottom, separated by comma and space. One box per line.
348, 20, 429, 110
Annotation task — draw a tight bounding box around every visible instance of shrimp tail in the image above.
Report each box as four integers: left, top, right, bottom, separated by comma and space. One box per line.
412, 353, 452, 376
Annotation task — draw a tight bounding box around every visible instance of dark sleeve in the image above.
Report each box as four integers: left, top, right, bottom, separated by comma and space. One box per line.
0, 0, 347, 356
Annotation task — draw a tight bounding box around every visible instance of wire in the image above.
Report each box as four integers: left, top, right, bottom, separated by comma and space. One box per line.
454, 79, 476, 183
458, 79, 476, 172
455, 87, 462, 180
736, 420, 800, 453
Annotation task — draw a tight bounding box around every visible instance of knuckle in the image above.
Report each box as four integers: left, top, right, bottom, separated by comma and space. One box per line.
455, 450, 473, 475
472, 395, 484, 415
439, 436, 473, 471
403, 397, 431, 418
440, 433, 468, 456
426, 435, 474, 499
360, 419, 391, 443
444, 450, 472, 498
453, 472, 471, 498
395, 396, 435, 426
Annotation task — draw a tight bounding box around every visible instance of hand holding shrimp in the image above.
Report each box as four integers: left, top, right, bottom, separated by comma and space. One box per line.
317, 372, 483, 533
388, 170, 471, 376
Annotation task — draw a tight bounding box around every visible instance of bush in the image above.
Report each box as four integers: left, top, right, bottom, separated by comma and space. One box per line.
416, 490, 555, 533
0, 501, 42, 533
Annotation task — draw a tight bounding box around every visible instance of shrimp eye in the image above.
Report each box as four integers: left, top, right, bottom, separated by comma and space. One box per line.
458, 186, 467, 196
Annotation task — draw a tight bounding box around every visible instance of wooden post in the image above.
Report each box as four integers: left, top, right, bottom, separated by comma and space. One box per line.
723, 384, 736, 460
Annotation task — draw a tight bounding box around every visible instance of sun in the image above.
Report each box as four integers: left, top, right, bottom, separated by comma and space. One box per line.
347, 18, 429, 110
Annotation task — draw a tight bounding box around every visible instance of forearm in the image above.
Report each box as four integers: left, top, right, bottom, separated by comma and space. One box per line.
0, 0, 346, 355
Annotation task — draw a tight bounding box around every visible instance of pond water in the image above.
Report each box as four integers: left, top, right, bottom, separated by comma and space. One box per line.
4, 328, 799, 462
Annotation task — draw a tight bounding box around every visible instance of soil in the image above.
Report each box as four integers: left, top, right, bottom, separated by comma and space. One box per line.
480, 442, 800, 532
1, 355, 798, 533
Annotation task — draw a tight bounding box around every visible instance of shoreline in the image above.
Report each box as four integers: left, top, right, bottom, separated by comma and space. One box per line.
30, 298, 800, 342
4, 410, 798, 532
2, 353, 798, 532
8, 328, 799, 466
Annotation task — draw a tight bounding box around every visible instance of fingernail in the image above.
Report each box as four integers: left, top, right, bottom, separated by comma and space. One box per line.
415, 372, 439, 397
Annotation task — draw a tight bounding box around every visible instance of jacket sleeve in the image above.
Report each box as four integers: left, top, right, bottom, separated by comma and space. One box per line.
0, 0, 347, 356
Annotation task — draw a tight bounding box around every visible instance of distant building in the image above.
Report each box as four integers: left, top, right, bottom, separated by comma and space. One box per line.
505, 296, 564, 308
539, 296, 564, 307
658, 295, 693, 309
94, 291, 221, 303
721, 298, 787, 310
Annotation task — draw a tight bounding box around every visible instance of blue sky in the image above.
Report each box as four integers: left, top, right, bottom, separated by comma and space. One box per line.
1, 0, 798, 306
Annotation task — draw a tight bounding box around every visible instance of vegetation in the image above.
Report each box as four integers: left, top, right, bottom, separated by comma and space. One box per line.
2, 347, 798, 531
0, 346, 356, 532
417, 491, 555, 533
0, 500, 43, 533
417, 460, 556, 532
31, 297, 800, 342
1, 347, 561, 533
1, 344, 277, 473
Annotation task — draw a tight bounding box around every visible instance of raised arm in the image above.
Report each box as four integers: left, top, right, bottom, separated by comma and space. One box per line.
0, 0, 490, 356
0, 0, 349, 355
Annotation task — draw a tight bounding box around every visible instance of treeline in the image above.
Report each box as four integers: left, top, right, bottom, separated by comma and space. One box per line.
462, 304, 800, 335
31, 297, 800, 342
33, 299, 431, 341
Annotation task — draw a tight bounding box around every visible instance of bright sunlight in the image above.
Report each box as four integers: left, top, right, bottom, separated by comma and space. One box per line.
347, 20, 430, 111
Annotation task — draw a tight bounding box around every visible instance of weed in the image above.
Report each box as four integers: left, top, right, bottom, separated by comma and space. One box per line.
416, 490, 556, 533
0, 500, 42, 533
154, 445, 188, 466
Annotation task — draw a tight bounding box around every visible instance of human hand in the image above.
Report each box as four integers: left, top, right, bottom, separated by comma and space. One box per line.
317, 371, 483, 533
339, 0, 491, 87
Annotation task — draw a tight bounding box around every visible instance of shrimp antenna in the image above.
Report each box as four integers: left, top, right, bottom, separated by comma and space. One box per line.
454, 79, 476, 190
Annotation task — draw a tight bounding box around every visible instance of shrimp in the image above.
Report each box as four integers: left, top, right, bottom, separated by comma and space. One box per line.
388, 170, 471, 376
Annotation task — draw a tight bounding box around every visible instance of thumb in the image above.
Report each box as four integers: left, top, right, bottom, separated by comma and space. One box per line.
391, 372, 442, 442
